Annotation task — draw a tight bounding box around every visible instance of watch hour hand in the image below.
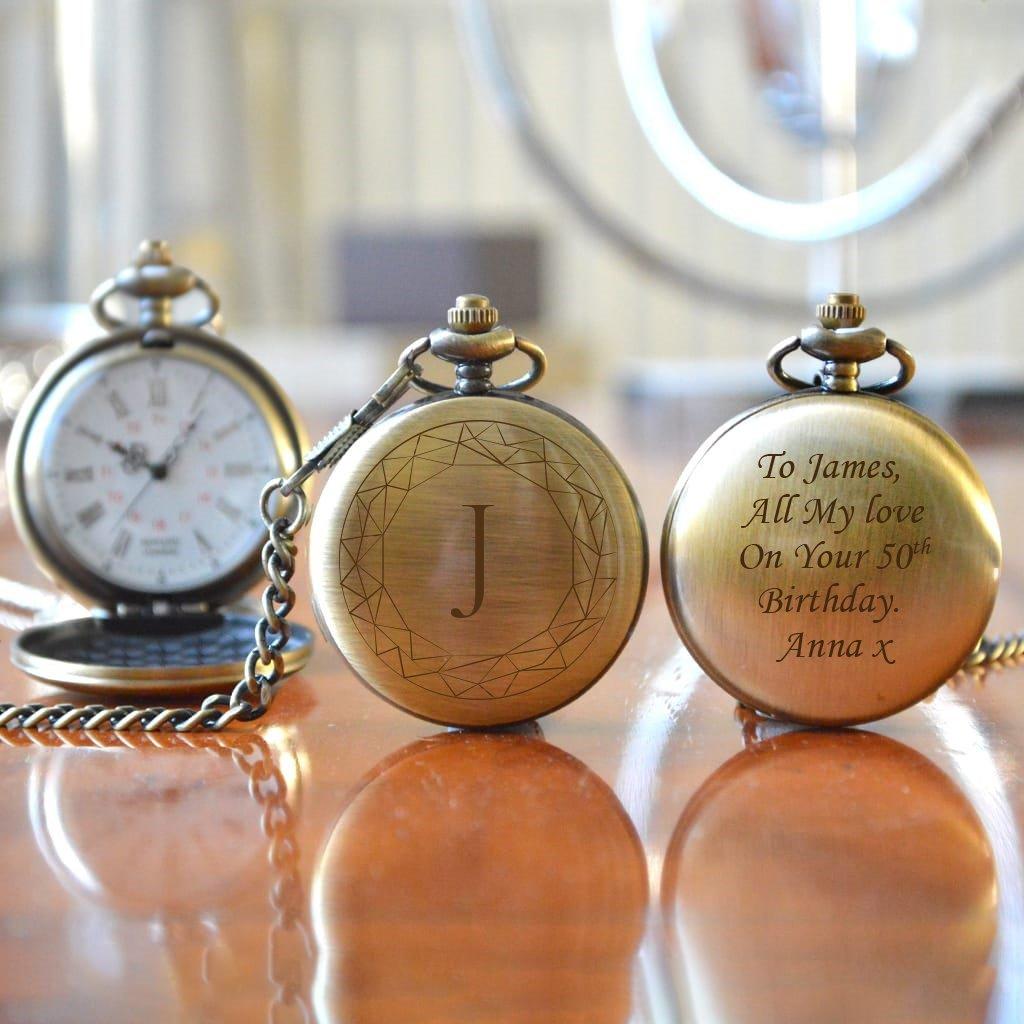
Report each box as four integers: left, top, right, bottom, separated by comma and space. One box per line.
108, 440, 152, 475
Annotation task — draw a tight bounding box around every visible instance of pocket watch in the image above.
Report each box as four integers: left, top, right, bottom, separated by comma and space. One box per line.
662, 293, 1016, 726
294, 294, 647, 727
4, 241, 313, 722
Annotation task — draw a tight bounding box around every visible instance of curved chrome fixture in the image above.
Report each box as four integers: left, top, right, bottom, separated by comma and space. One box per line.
457, 0, 1024, 314
612, 0, 1024, 242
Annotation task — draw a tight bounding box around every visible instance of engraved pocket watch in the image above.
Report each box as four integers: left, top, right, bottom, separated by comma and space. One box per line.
662, 293, 1012, 727
5, 241, 313, 708
290, 295, 647, 727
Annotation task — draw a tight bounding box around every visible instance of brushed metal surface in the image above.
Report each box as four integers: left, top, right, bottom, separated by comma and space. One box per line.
309, 393, 647, 726
662, 391, 1001, 725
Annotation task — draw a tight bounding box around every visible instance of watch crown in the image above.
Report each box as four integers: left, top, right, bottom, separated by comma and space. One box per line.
816, 292, 866, 330
448, 295, 499, 335
90, 240, 219, 332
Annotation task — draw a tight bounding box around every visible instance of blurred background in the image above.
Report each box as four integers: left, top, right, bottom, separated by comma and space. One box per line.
0, 0, 1023, 419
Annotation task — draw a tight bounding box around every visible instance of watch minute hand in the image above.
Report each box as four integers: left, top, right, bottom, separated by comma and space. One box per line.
153, 412, 204, 476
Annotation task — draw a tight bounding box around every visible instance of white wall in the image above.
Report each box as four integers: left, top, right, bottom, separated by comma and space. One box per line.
0, 0, 1022, 377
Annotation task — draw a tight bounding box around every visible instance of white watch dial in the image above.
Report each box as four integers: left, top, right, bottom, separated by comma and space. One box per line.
36, 352, 279, 594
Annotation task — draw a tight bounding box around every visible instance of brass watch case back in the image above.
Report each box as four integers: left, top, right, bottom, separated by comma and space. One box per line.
310, 392, 648, 726
662, 391, 1001, 726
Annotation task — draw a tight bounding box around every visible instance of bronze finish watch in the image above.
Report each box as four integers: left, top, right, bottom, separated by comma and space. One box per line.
662, 293, 1015, 726
302, 295, 648, 726
1, 242, 313, 730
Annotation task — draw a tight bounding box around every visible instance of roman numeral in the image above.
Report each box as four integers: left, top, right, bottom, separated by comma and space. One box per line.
107, 390, 130, 419
148, 377, 168, 407
213, 419, 243, 443
77, 501, 105, 529
224, 462, 253, 477
111, 529, 131, 558
215, 497, 242, 522
194, 529, 220, 567
64, 467, 94, 483
75, 425, 102, 445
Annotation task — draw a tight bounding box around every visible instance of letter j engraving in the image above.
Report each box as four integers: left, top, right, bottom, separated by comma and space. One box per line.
451, 504, 493, 619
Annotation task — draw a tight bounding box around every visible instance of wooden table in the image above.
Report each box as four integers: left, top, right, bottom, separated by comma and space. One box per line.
0, 391, 1021, 1023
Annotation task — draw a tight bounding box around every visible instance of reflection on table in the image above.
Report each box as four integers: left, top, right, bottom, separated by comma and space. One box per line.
0, 389, 1021, 1022
313, 729, 648, 1023
662, 727, 996, 1024
13, 729, 309, 1021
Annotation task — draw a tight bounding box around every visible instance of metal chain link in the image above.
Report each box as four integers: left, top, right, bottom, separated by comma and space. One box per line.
0, 728, 313, 1018
960, 631, 1024, 674
0, 348, 425, 732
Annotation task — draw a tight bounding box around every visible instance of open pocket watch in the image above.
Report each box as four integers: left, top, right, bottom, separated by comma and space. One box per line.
295, 294, 648, 727
2, 241, 313, 728
662, 293, 1019, 727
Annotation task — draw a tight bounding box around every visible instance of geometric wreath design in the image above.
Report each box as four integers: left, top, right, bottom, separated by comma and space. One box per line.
338, 419, 617, 699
